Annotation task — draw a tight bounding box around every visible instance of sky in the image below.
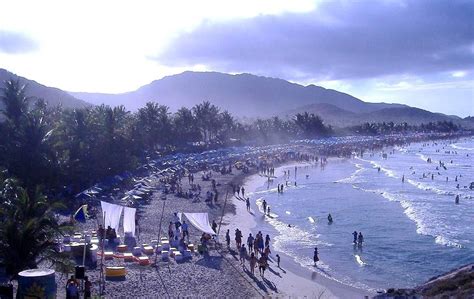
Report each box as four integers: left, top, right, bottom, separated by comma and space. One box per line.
0, 0, 473, 117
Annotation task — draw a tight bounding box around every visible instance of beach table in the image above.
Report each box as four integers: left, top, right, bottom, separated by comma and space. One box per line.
151, 239, 159, 247
63, 244, 71, 252
105, 267, 126, 281
123, 253, 134, 262
104, 251, 114, 260
187, 244, 195, 252
138, 256, 150, 266
143, 246, 154, 255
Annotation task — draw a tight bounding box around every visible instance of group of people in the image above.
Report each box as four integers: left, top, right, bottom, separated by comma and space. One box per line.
66, 275, 92, 299
232, 184, 246, 198
226, 228, 276, 277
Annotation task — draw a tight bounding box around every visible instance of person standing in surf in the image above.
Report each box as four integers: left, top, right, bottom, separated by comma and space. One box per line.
353, 231, 358, 244
262, 199, 267, 214
358, 232, 364, 246
313, 247, 319, 265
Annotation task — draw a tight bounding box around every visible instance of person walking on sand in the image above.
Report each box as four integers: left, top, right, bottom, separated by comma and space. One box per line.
212, 220, 218, 233
241, 186, 245, 197
313, 247, 319, 265
258, 255, 268, 277
353, 231, 358, 244
249, 252, 258, 275
239, 244, 247, 266
246, 197, 251, 211
235, 229, 242, 248
226, 229, 230, 247
276, 254, 281, 268
265, 234, 271, 247
247, 233, 254, 254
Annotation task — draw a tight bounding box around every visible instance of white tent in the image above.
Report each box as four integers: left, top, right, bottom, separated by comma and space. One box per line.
100, 201, 136, 236
101, 201, 123, 231
178, 212, 215, 235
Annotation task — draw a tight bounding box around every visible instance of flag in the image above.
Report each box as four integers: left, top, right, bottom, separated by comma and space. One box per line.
73, 204, 88, 223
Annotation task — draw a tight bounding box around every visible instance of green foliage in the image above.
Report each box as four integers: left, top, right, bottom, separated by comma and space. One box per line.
0, 180, 70, 278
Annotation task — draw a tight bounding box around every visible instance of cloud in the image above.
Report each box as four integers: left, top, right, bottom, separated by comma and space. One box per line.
0, 31, 37, 54
155, 0, 474, 81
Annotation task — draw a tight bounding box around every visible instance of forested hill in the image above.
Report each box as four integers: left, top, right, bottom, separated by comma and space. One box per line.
0, 68, 90, 109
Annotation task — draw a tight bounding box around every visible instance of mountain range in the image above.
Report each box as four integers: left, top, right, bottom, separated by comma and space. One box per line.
0, 68, 470, 128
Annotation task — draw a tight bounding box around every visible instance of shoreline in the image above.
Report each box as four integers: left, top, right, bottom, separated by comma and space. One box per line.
13, 134, 470, 298
222, 162, 374, 298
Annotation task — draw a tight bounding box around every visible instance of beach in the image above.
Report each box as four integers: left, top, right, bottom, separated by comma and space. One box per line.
36, 134, 472, 298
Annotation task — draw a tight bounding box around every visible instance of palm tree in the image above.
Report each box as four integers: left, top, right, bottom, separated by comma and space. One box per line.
0, 79, 30, 127
173, 107, 200, 146
0, 180, 70, 278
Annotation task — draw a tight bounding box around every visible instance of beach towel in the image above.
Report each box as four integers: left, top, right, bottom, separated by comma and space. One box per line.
123, 207, 136, 237
178, 212, 215, 235
101, 201, 123, 231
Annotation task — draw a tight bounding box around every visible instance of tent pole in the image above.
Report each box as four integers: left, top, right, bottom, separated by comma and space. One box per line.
154, 197, 166, 267
216, 189, 229, 244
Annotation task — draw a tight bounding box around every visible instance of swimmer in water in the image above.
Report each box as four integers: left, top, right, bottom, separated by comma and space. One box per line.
328, 214, 333, 223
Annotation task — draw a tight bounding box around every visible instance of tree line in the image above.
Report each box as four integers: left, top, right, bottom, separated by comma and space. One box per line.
0, 79, 332, 197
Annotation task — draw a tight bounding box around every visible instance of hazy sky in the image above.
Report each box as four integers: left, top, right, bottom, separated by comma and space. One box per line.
0, 0, 473, 116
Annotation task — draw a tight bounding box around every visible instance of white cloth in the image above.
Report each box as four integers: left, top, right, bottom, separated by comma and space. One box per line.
123, 207, 136, 237
100, 201, 123, 231
178, 212, 215, 235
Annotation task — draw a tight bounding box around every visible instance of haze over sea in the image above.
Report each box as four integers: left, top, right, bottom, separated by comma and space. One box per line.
250, 137, 474, 291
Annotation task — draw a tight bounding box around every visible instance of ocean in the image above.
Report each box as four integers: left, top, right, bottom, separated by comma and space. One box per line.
249, 137, 474, 291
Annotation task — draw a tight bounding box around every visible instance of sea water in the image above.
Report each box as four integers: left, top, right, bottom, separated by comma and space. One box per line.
250, 137, 474, 291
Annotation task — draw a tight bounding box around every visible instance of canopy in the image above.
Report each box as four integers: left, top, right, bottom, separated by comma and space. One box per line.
100, 201, 123, 231
178, 212, 215, 235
